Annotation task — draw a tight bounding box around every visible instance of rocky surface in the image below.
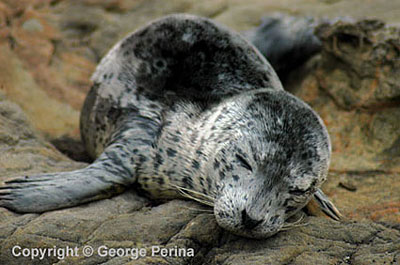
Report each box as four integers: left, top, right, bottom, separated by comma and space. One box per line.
293, 18, 400, 172
0, 0, 399, 264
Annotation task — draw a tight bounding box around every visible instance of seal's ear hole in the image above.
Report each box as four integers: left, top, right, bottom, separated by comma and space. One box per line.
154, 59, 167, 69
235, 154, 253, 172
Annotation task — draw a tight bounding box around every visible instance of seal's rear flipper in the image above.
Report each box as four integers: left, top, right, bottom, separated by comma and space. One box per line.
0, 142, 138, 213
313, 188, 342, 221
246, 13, 322, 84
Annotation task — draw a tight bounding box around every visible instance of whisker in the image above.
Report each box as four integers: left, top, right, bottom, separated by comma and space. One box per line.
181, 205, 214, 213
171, 184, 215, 201
170, 184, 215, 207
282, 213, 307, 230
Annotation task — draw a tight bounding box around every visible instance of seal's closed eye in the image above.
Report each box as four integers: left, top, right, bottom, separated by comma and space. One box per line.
236, 154, 253, 171
289, 188, 309, 196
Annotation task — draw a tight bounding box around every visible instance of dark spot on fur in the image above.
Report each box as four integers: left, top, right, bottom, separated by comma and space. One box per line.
213, 159, 220, 169
192, 159, 200, 169
155, 59, 166, 68
199, 176, 204, 186
154, 153, 164, 171
149, 103, 159, 109
215, 113, 224, 122
218, 211, 229, 218
206, 175, 212, 189
270, 215, 279, 224
165, 170, 175, 177
166, 148, 177, 157
285, 206, 297, 214
156, 177, 165, 185
172, 135, 180, 142
139, 155, 147, 163
196, 150, 204, 156
182, 176, 193, 189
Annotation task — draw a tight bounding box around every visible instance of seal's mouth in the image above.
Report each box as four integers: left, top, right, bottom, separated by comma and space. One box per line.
215, 209, 307, 239
217, 217, 282, 239
213, 196, 286, 239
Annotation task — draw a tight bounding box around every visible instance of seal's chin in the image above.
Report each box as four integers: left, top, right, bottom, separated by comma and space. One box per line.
228, 224, 281, 239
214, 197, 284, 239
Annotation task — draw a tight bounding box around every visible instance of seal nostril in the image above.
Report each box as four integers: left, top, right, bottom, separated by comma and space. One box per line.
241, 209, 262, 230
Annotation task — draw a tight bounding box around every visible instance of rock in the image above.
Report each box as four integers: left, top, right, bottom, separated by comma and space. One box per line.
314, 171, 400, 225
0, 1, 399, 264
21, 18, 43, 32
0, 1, 87, 139
288, 19, 400, 227
316, 19, 400, 110
0, 93, 84, 178
292, 19, 400, 172
210, 218, 400, 265
0, 44, 81, 139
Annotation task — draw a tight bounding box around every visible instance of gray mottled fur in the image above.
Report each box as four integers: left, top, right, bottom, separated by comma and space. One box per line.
0, 14, 335, 238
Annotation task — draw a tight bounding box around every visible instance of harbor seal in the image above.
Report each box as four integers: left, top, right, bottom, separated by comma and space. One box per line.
0, 14, 340, 239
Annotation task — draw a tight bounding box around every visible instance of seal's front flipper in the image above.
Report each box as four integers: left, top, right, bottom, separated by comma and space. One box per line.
313, 188, 342, 221
0, 168, 125, 213
0, 142, 137, 213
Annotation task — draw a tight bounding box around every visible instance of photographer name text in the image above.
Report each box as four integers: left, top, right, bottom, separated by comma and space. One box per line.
11, 245, 194, 260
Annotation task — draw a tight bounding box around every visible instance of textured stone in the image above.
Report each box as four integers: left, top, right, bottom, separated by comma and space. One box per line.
316, 19, 400, 110
0, 1, 399, 264
293, 19, 400, 172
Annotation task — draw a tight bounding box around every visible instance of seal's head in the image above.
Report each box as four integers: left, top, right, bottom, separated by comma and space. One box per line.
213, 89, 331, 238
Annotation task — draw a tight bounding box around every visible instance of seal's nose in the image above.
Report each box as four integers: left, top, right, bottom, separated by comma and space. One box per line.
241, 209, 262, 230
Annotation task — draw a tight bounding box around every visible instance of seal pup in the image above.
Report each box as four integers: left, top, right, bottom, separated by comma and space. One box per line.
0, 14, 340, 239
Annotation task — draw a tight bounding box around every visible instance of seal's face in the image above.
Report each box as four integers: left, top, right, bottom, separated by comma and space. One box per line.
214, 155, 319, 238
213, 91, 331, 238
